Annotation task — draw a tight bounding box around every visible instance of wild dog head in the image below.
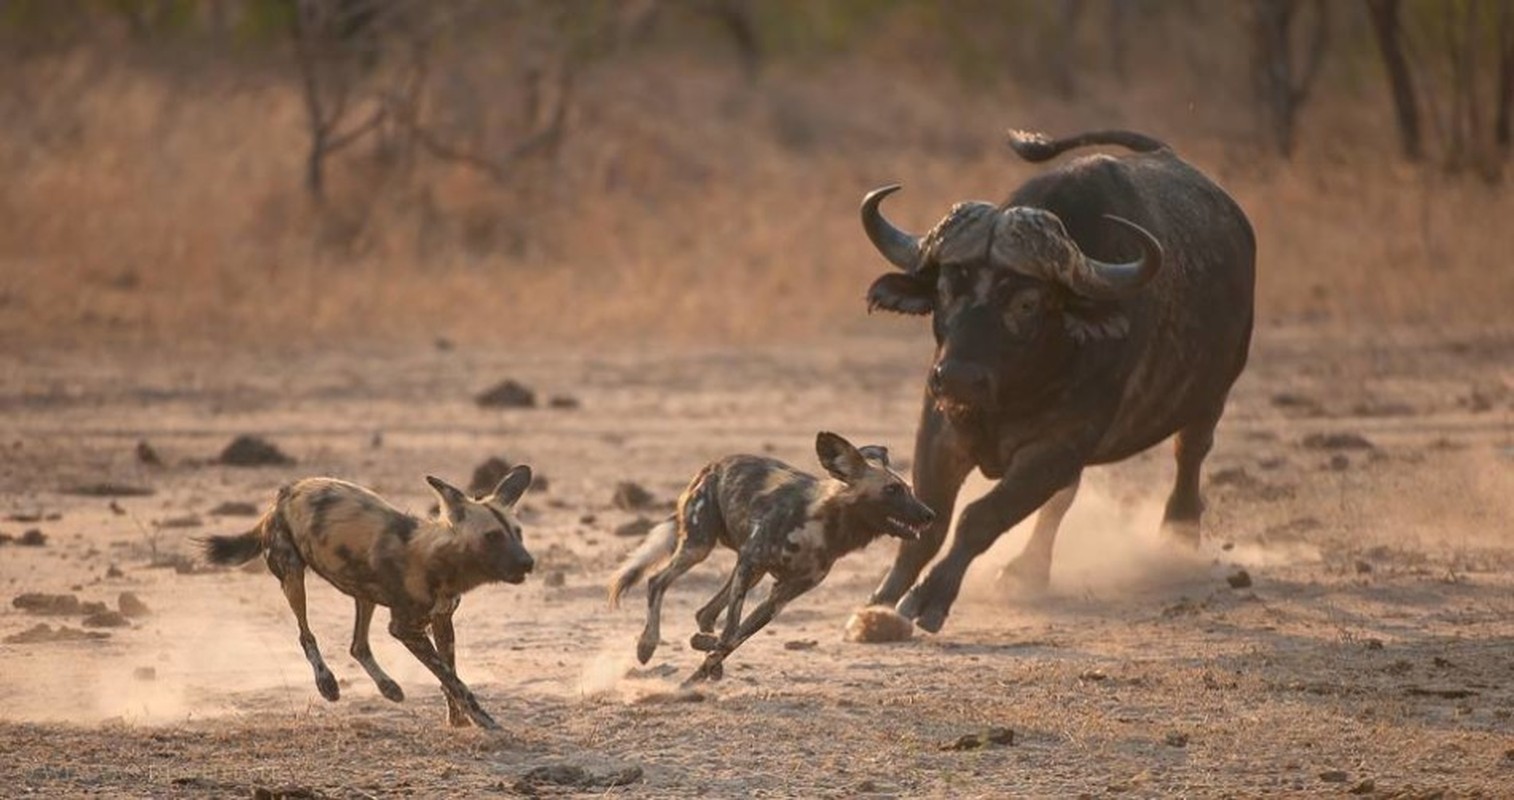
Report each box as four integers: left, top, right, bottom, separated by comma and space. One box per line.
426, 467, 535, 583
814, 431, 934, 540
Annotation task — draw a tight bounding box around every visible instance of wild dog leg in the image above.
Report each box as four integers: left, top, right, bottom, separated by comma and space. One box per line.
638, 539, 713, 664
350, 597, 404, 702
693, 570, 737, 636
388, 614, 498, 730
276, 562, 340, 702
687, 574, 820, 683
431, 599, 466, 726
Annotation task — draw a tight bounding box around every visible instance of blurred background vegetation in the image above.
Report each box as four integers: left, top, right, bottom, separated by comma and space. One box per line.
1, 0, 1510, 349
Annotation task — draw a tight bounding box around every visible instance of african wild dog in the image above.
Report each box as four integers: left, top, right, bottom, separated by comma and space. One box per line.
608, 432, 934, 683
201, 469, 534, 729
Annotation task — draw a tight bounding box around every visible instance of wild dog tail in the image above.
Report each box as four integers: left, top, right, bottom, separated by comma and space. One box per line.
200, 487, 287, 566
1007, 129, 1170, 163
607, 518, 678, 609
200, 525, 265, 565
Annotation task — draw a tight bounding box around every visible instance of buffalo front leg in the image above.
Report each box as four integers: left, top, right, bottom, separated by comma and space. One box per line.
388, 614, 497, 730
687, 574, 818, 684
350, 597, 404, 702
1162, 400, 1226, 547
995, 473, 1081, 595
898, 440, 1085, 633
870, 399, 975, 606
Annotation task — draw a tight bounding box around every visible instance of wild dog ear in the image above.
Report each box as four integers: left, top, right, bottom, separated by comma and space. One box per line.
856, 445, 890, 466
425, 475, 469, 524
815, 431, 869, 483
866, 273, 934, 315
490, 465, 532, 507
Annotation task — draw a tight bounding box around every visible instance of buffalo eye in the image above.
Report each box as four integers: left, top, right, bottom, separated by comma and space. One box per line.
1002, 289, 1043, 331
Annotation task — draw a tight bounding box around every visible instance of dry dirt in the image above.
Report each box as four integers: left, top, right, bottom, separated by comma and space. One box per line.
1, 325, 1511, 798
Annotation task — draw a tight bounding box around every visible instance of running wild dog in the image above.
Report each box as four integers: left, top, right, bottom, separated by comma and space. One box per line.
609, 432, 934, 682
201, 468, 534, 729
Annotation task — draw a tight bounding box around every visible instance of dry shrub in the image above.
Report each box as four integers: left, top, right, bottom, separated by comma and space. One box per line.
0, 40, 1508, 352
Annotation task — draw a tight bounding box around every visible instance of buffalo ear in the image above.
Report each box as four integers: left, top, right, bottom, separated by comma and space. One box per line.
866, 273, 934, 315
816, 431, 869, 483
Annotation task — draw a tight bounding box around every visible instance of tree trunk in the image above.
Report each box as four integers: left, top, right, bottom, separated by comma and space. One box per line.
1364, 0, 1423, 161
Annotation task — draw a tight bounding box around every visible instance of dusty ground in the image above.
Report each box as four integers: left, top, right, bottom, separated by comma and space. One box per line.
1, 325, 1511, 798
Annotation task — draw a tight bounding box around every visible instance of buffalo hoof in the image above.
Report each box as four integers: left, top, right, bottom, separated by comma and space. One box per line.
377, 678, 405, 703
1161, 519, 1201, 549
689, 632, 720, 652
896, 587, 949, 634
315, 670, 340, 702
636, 635, 658, 665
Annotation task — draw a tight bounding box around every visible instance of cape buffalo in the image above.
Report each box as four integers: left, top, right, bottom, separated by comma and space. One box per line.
860, 129, 1255, 633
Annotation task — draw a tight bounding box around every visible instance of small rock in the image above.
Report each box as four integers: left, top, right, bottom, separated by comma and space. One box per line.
4, 623, 110, 643
1328, 454, 1350, 471
543, 571, 566, 589
468, 456, 514, 496
1354, 560, 1372, 574
370, 431, 383, 448
614, 517, 656, 539
941, 734, 984, 751
83, 610, 130, 628
133, 666, 157, 681
434, 336, 454, 351
475, 380, 536, 409
218, 435, 294, 467
1302, 432, 1374, 450
1226, 569, 1252, 589
1271, 393, 1324, 415
135, 440, 164, 466
844, 606, 913, 643
1165, 732, 1189, 748
985, 726, 1015, 745
548, 394, 581, 410
65, 483, 155, 497
105, 564, 124, 578
208, 501, 260, 517
783, 639, 819, 651
612, 481, 656, 511
108, 500, 126, 515
156, 515, 203, 529
13, 592, 81, 615
1318, 770, 1349, 783
118, 592, 151, 617
81, 601, 108, 615
0, 532, 10, 545
579, 513, 597, 525
1079, 669, 1109, 682
18, 529, 47, 546
1349, 778, 1376, 794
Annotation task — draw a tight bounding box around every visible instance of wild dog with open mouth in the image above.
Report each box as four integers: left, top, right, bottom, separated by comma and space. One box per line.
201, 469, 533, 729
608, 432, 934, 682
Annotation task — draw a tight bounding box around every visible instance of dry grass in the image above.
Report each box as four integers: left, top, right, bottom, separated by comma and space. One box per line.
0, 44, 1509, 352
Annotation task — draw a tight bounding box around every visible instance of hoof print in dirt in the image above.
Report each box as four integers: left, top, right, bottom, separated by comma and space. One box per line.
475, 379, 536, 409
612, 481, 656, 511
208, 501, 259, 517
135, 440, 164, 466
65, 483, 154, 497
1226, 569, 1253, 589
118, 592, 151, 617
940, 726, 1014, 751
844, 606, 914, 643
217, 435, 295, 467
514, 763, 643, 793
614, 516, 656, 538
4, 623, 110, 644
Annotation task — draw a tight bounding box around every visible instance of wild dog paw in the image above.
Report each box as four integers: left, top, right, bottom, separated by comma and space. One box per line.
378, 679, 405, 703
636, 636, 659, 664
